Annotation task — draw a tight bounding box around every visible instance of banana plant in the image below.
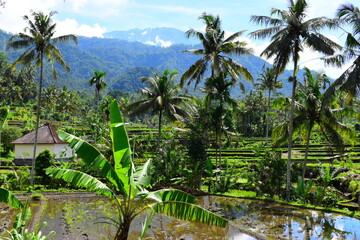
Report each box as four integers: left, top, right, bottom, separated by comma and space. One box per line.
0, 188, 55, 240
46, 100, 227, 240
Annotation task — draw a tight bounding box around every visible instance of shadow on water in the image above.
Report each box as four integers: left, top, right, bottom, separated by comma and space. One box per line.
1, 195, 360, 239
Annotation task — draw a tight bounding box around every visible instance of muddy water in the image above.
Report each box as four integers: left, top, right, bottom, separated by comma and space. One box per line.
1, 195, 360, 239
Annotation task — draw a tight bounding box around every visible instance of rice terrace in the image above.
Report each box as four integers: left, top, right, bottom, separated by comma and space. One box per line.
1, 0, 360, 239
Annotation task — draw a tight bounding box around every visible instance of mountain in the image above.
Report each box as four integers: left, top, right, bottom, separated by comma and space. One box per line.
104, 27, 199, 47
0, 29, 299, 96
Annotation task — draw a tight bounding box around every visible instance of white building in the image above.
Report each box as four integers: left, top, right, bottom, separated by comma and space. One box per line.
11, 124, 73, 165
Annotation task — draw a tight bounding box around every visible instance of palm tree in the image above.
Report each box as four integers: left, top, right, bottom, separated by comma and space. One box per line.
127, 69, 192, 148
89, 70, 107, 104
181, 12, 253, 88
250, 0, 341, 201
273, 68, 355, 181
255, 66, 283, 144
6, 11, 77, 186
202, 74, 237, 179
323, 3, 360, 105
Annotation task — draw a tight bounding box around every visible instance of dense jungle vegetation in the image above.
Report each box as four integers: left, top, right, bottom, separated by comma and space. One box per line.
1, 1, 360, 239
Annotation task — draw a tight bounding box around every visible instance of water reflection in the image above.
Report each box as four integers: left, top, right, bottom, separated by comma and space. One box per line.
1, 196, 359, 239
208, 196, 360, 240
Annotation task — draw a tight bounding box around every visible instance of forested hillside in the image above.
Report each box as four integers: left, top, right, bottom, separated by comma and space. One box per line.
0, 29, 298, 95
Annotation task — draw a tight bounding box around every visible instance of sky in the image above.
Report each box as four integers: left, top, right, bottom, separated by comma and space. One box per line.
0, 0, 354, 78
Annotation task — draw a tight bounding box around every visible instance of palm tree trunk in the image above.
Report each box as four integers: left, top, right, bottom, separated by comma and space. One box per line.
286, 43, 299, 201
30, 51, 44, 186
266, 88, 271, 145
158, 109, 162, 149
302, 125, 312, 182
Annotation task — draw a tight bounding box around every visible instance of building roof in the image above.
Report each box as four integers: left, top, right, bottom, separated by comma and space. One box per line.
11, 124, 67, 144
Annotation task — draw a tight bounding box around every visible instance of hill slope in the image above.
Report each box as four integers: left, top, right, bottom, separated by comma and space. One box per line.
0, 29, 297, 96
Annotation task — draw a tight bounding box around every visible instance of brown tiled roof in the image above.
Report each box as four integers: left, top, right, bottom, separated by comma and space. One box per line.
11, 124, 67, 144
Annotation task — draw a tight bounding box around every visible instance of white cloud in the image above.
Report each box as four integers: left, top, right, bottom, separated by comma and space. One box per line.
55, 18, 106, 38
0, 0, 108, 37
67, 0, 128, 17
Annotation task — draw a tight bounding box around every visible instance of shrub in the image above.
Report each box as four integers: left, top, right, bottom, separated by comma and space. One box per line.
1, 126, 22, 156
35, 150, 54, 185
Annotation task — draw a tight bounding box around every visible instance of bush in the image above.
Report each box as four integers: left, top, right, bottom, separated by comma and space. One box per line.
35, 150, 54, 185
1, 126, 23, 156
251, 150, 287, 197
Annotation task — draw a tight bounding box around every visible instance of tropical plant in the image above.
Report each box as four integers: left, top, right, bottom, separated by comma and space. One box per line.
250, 0, 341, 201
0, 106, 9, 157
255, 66, 283, 144
181, 12, 253, 88
6, 11, 77, 186
273, 68, 355, 181
0, 188, 55, 240
89, 70, 107, 104
46, 100, 227, 240
323, 3, 360, 106
127, 69, 192, 149
202, 74, 237, 180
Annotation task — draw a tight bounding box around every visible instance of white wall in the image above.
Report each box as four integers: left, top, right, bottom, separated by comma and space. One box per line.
14, 144, 73, 159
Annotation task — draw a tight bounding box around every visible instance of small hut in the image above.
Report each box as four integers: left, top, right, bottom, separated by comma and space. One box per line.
11, 124, 73, 165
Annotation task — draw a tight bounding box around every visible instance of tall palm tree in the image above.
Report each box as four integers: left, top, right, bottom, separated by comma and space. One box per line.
202, 74, 237, 178
323, 3, 360, 105
6, 11, 77, 186
273, 68, 355, 181
89, 70, 107, 104
250, 0, 341, 201
127, 69, 192, 149
181, 12, 253, 88
255, 66, 283, 144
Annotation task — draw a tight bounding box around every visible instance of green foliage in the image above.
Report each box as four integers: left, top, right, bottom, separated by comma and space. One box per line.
0, 187, 24, 209
35, 150, 54, 185
2, 199, 56, 240
2, 167, 30, 191
47, 100, 227, 240
1, 126, 22, 156
250, 151, 287, 197
295, 176, 313, 204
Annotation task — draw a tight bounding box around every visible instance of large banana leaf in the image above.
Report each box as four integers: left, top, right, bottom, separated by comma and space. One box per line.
57, 130, 126, 194
0, 187, 23, 209
133, 159, 152, 187
145, 189, 196, 204
46, 168, 115, 198
149, 201, 227, 228
109, 100, 133, 177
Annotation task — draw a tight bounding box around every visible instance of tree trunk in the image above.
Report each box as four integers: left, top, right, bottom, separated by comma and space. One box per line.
30, 51, 44, 187
265, 88, 271, 145
302, 125, 312, 181
114, 220, 131, 240
286, 43, 299, 202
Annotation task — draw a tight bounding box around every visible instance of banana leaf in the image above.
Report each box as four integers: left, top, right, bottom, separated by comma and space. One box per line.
0, 187, 23, 209
46, 168, 115, 198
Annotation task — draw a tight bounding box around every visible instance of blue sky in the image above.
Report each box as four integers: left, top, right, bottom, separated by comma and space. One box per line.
0, 0, 352, 78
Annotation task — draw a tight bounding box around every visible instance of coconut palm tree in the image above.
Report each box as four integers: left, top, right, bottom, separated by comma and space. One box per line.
127, 69, 192, 149
181, 12, 253, 88
6, 11, 77, 186
202, 74, 237, 179
255, 66, 283, 144
250, 0, 341, 201
323, 3, 360, 105
47, 100, 227, 240
273, 68, 355, 181
89, 70, 107, 104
